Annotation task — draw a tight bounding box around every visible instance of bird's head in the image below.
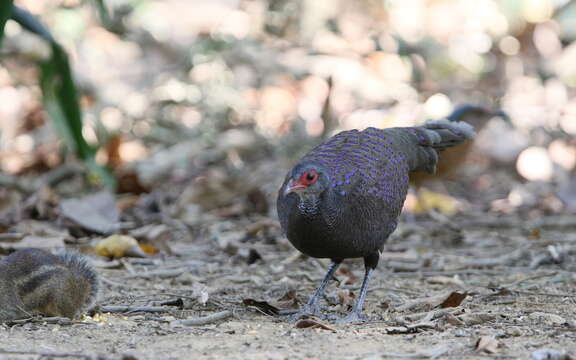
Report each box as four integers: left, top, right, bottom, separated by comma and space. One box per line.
283, 162, 329, 201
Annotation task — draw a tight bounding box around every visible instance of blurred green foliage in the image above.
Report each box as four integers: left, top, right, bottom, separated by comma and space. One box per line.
0, 5, 115, 188
0, 0, 13, 47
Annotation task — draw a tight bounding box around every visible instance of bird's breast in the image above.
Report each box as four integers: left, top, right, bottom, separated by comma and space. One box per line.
284, 207, 377, 259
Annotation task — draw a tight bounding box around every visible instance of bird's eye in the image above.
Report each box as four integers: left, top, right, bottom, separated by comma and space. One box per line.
300, 170, 318, 185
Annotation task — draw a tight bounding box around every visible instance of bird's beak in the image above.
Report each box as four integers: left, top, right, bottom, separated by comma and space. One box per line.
284, 179, 306, 196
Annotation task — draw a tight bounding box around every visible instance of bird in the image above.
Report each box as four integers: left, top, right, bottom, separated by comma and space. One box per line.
277, 119, 475, 322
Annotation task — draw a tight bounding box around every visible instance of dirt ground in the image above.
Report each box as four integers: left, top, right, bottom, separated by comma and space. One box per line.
1, 213, 575, 360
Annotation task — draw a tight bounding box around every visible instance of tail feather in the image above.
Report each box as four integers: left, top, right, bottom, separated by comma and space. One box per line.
446, 104, 511, 131
405, 120, 475, 173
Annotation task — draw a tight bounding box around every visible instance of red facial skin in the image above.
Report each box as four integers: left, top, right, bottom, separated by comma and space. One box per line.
285, 170, 318, 194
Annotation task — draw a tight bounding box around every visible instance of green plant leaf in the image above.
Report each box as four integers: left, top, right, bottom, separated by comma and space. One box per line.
0, 1, 14, 47
10, 6, 116, 189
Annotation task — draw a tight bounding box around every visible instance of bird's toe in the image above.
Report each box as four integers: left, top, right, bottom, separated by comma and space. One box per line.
335, 311, 367, 324
279, 304, 330, 322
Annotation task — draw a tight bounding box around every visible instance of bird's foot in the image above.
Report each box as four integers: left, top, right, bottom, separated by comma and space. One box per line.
335, 311, 367, 324
291, 304, 321, 320
278, 303, 330, 321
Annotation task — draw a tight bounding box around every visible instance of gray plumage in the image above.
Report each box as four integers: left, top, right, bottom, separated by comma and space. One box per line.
276, 120, 474, 322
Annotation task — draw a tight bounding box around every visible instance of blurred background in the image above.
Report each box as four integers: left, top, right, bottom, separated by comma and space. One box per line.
1, 0, 576, 225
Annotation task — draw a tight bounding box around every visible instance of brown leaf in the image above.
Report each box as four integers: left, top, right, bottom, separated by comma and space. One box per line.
475, 335, 499, 354
396, 291, 459, 312
438, 291, 468, 308
242, 299, 280, 316
116, 169, 149, 195
294, 319, 335, 331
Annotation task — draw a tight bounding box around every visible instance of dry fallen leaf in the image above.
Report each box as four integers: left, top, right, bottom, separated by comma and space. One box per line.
412, 188, 460, 216
242, 299, 280, 316
475, 335, 499, 354
60, 191, 119, 234
95, 235, 147, 258
294, 319, 335, 331
438, 291, 468, 308
397, 290, 464, 312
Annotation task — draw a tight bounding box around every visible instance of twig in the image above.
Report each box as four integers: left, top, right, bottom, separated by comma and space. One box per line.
460, 216, 576, 230
6, 317, 76, 326
512, 290, 576, 298
503, 272, 558, 288
172, 310, 233, 326
127, 268, 187, 279
99, 276, 152, 290
100, 305, 167, 313
0, 233, 24, 242
386, 261, 424, 272
401, 308, 459, 323
391, 268, 535, 278
464, 246, 530, 268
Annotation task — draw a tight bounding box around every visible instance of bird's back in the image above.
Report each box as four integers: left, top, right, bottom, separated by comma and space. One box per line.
302, 127, 411, 212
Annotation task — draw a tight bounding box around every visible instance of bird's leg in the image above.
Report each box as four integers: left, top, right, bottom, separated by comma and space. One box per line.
336, 253, 379, 323
292, 260, 341, 320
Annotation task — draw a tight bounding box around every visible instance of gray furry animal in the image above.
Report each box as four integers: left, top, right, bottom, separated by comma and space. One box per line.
0, 248, 99, 322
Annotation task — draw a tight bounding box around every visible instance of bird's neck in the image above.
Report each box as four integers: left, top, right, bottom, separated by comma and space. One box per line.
297, 193, 320, 216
